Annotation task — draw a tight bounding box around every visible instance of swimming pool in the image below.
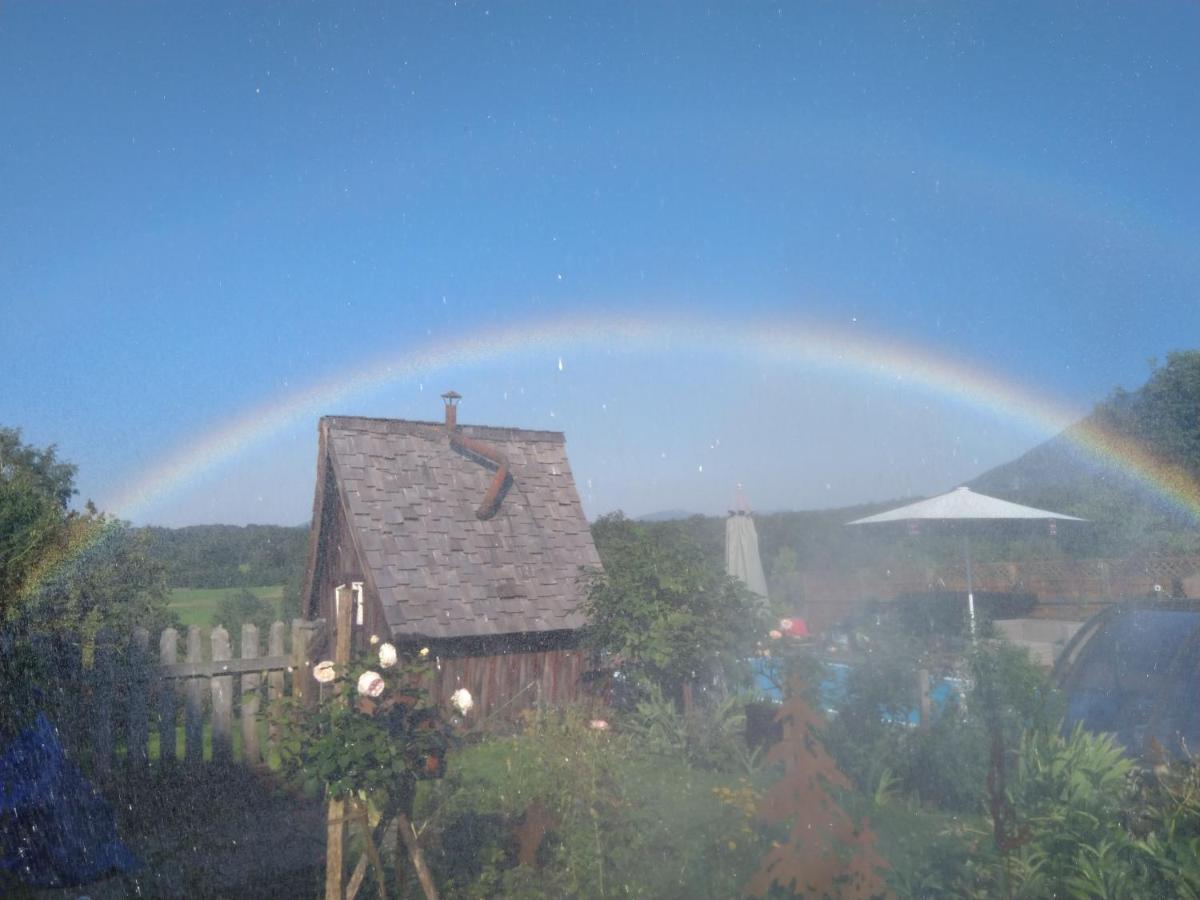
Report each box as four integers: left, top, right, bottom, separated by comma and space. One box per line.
751, 658, 966, 726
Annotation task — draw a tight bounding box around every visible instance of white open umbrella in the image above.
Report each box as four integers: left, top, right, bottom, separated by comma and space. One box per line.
848, 486, 1084, 636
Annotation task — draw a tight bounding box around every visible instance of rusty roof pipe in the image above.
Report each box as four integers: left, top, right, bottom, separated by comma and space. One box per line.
442, 390, 510, 520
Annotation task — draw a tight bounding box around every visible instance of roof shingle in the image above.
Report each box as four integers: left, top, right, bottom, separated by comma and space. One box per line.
321, 415, 600, 640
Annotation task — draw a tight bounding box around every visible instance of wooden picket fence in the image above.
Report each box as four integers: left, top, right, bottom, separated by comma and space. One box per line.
27, 618, 326, 780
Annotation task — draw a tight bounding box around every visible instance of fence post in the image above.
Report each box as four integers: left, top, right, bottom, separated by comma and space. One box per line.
92, 628, 116, 780
127, 628, 150, 772
240, 624, 261, 766
159, 628, 178, 766
325, 588, 356, 900
185, 626, 204, 764
293, 618, 322, 707
211, 625, 233, 764
268, 621, 286, 754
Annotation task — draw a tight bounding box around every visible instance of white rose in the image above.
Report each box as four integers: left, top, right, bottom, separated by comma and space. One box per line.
312, 660, 337, 684
357, 671, 386, 698
451, 687, 474, 715
779, 618, 794, 631
378, 643, 398, 669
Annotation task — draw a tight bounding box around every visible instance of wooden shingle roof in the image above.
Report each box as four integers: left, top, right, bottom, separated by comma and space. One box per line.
313, 415, 600, 640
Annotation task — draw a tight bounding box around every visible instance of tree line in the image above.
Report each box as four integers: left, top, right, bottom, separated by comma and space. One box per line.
140, 523, 308, 589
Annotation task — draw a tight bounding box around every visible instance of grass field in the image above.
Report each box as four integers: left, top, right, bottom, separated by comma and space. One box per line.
167, 584, 286, 628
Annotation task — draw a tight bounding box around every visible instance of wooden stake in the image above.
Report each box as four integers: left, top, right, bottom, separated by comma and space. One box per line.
326, 586, 356, 900
396, 812, 439, 900
326, 795, 346, 900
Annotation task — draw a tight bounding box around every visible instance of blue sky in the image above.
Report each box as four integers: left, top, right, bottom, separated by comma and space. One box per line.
2, 2, 1198, 526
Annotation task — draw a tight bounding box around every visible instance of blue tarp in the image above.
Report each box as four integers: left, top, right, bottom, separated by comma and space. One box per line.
0, 714, 137, 888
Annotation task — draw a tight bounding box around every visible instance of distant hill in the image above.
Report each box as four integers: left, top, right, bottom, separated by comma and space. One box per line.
968, 350, 1200, 554
619, 353, 1200, 602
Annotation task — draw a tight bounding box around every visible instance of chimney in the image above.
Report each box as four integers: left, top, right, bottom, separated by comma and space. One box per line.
441, 390, 461, 430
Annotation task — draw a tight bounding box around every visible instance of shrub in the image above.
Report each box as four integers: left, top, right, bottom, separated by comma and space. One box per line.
417, 707, 769, 899
896, 725, 1200, 898
271, 642, 452, 805
212, 588, 276, 638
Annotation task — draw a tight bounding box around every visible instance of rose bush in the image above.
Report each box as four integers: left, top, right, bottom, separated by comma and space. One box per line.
272, 646, 455, 803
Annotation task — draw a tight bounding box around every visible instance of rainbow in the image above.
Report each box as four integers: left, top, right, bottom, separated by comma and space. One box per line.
97, 311, 1199, 526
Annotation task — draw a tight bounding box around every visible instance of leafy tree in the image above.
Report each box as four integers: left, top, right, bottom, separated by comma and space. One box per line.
581, 513, 768, 705
766, 545, 806, 619
1098, 350, 1200, 479
213, 588, 277, 638
140, 523, 309, 589
1, 426, 169, 634
18, 509, 170, 637
0, 427, 77, 621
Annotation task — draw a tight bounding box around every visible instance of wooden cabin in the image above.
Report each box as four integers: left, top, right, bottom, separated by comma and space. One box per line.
301, 392, 602, 720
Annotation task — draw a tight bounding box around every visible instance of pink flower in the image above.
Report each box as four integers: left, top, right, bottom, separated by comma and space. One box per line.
357, 671, 385, 698
768, 629, 783, 640
312, 660, 337, 683
589, 719, 609, 731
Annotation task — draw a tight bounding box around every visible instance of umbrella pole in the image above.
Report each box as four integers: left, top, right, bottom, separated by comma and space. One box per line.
963, 534, 976, 640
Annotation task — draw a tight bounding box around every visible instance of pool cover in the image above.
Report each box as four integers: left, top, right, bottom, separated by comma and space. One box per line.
1061, 607, 1200, 755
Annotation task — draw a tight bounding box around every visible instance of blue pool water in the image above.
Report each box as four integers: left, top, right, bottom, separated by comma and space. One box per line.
751, 658, 965, 726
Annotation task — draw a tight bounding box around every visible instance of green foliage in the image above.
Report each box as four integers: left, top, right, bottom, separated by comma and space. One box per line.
19, 515, 171, 637
167, 584, 282, 628
766, 545, 806, 616
212, 587, 277, 637
141, 522, 309, 589
625, 683, 761, 773
272, 645, 451, 804
819, 628, 1063, 815
0, 426, 77, 621
418, 708, 769, 899
896, 726, 1200, 898
1099, 350, 1200, 482
1, 427, 170, 636
582, 512, 769, 701
822, 637, 922, 797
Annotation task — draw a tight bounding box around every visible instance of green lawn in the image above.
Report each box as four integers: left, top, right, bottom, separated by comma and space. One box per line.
167, 584, 286, 629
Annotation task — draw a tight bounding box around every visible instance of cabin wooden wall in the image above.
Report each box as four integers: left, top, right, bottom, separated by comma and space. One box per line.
433, 646, 588, 723
310, 465, 355, 622
309, 466, 391, 648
